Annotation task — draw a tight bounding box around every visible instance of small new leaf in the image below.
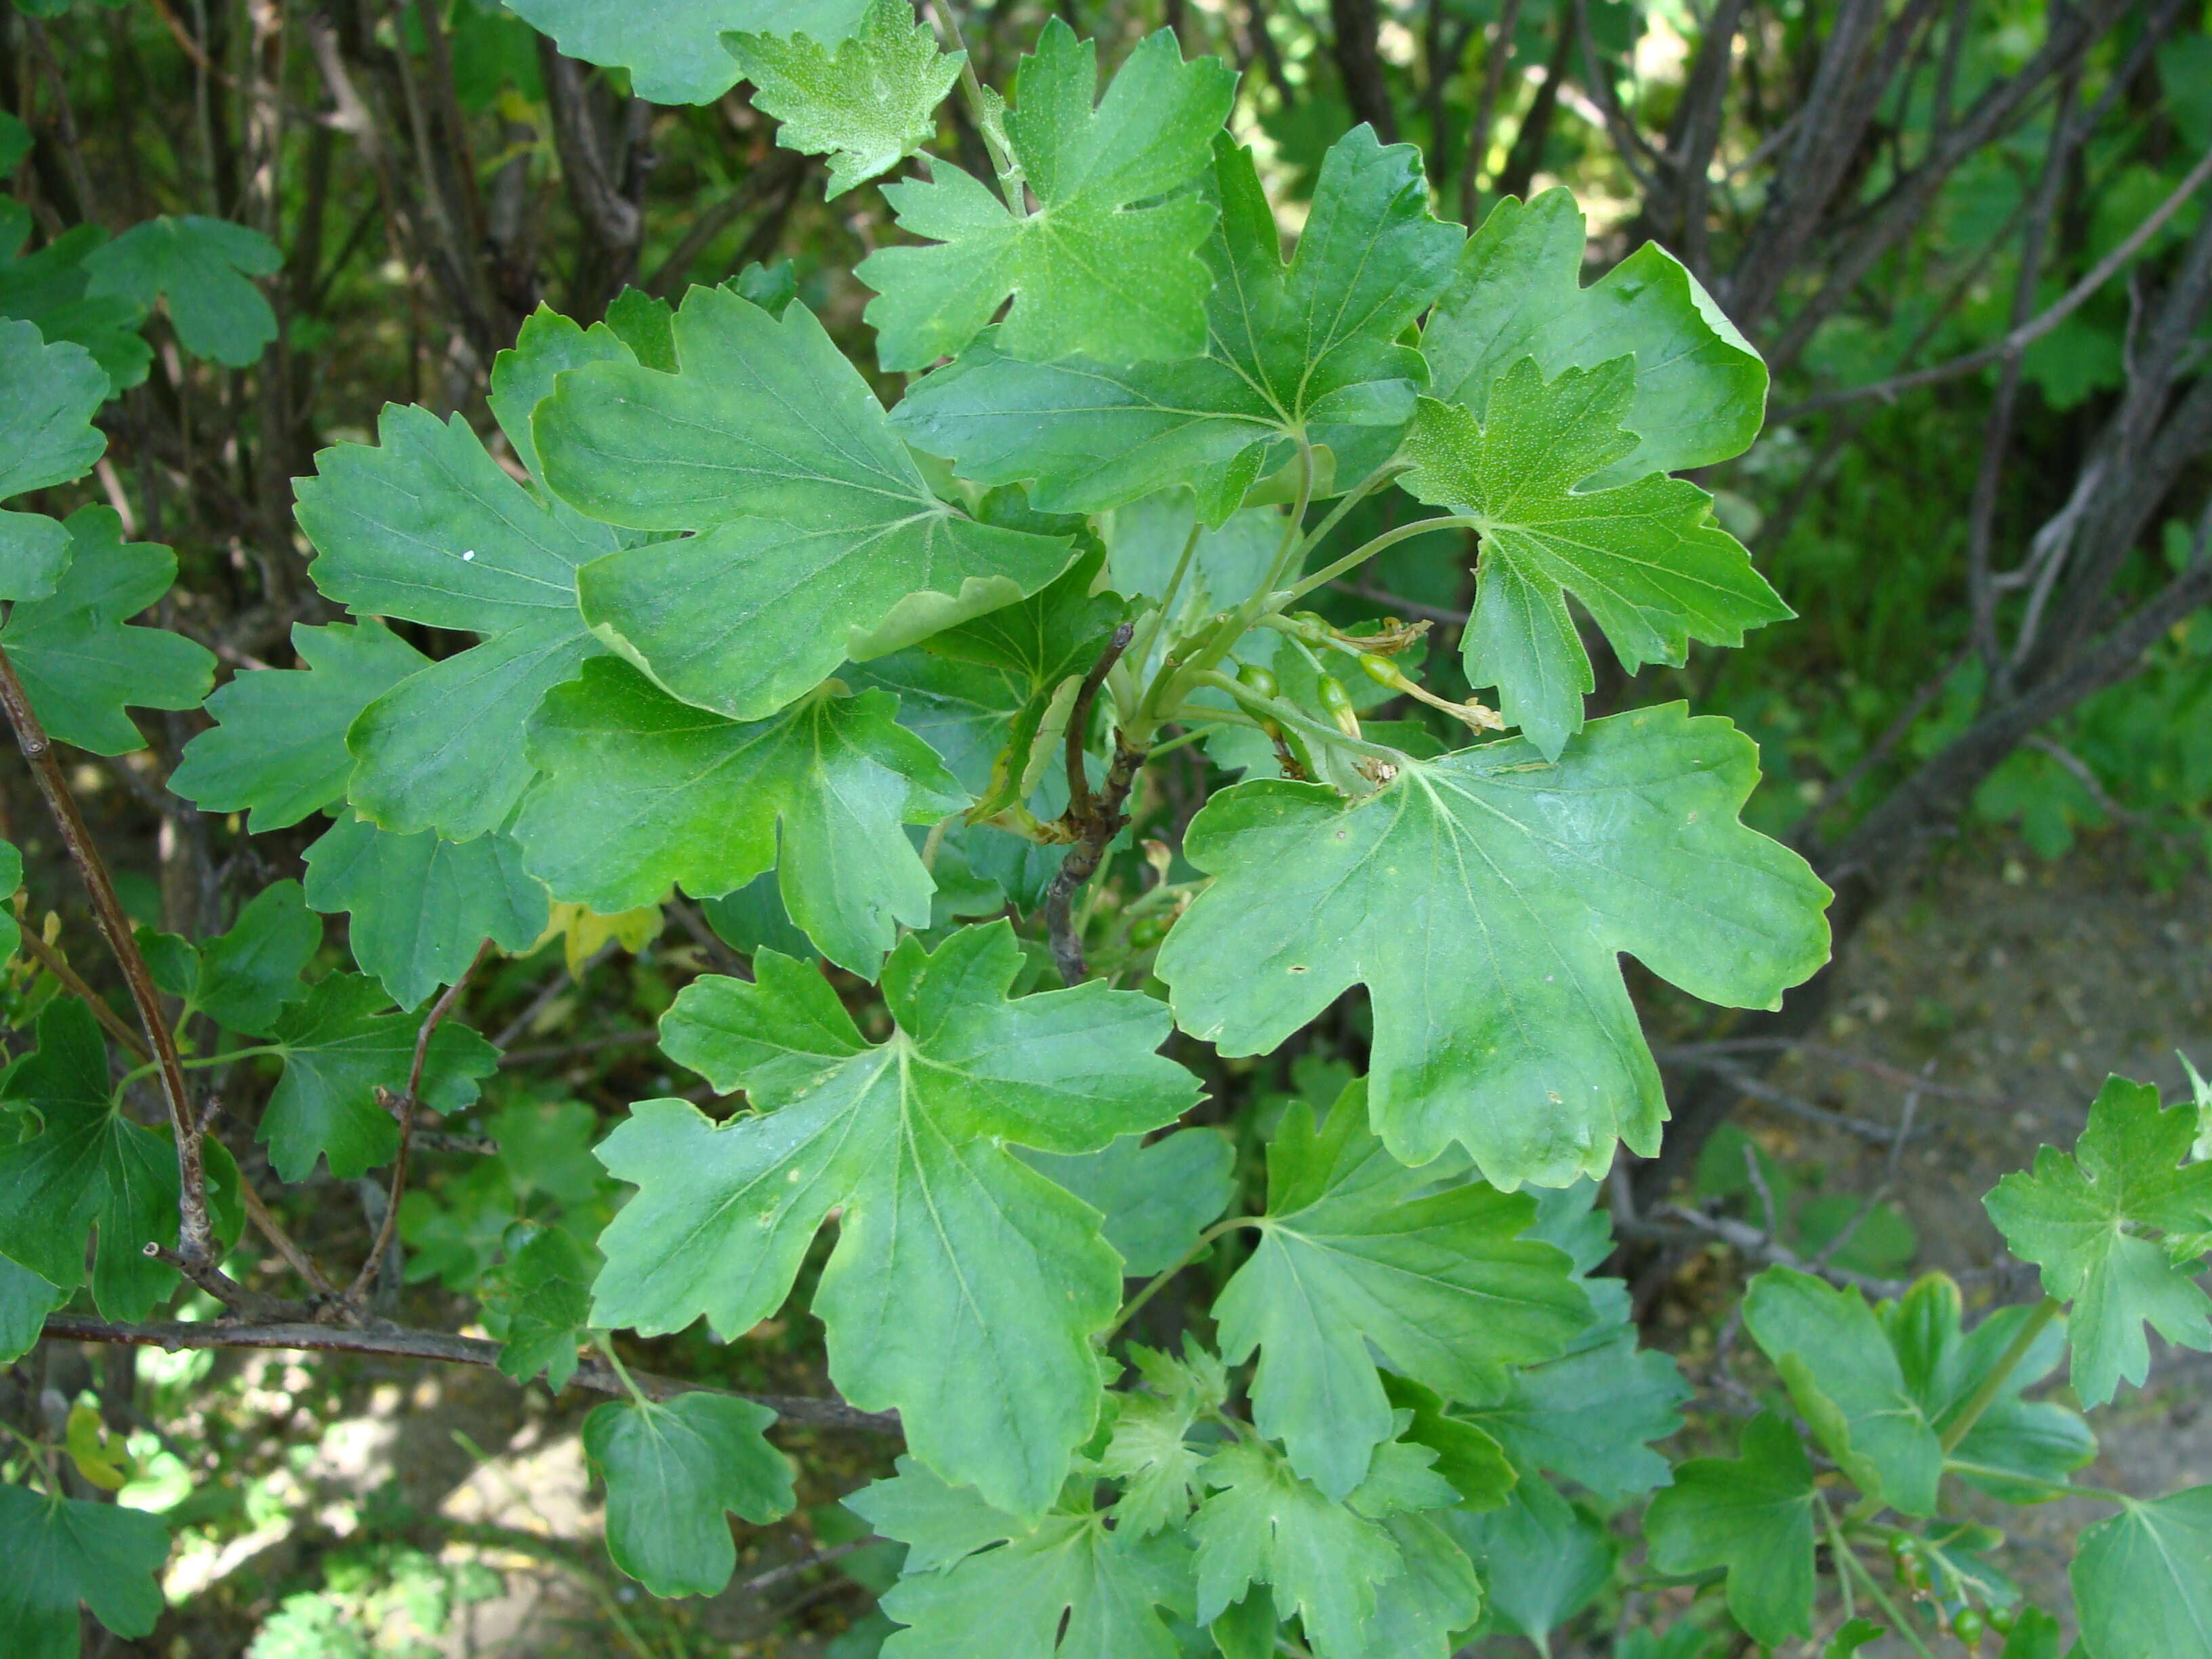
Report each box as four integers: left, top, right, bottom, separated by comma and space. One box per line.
729, 0, 962, 199
1644, 1412, 1817, 1648
859, 22, 1235, 370
483, 1222, 597, 1392
1399, 364, 1790, 758
1215, 1087, 1590, 1498
1984, 1075, 2212, 1406
593, 923, 1199, 1513
583, 1391, 794, 1597
1157, 705, 1830, 1189
513, 657, 964, 975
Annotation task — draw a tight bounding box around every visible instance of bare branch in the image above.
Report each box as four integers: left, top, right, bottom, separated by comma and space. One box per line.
41, 1314, 901, 1433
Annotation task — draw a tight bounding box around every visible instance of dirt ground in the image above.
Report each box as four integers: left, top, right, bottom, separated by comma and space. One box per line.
1680, 832, 2212, 1652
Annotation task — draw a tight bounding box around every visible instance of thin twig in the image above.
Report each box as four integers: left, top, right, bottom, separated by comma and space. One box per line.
1657, 1038, 1991, 1104
344, 945, 488, 1307
1780, 146, 2212, 420
40, 1314, 902, 1433
1044, 624, 1139, 985
0, 647, 218, 1272
15, 931, 146, 1055
1658, 1052, 1903, 1143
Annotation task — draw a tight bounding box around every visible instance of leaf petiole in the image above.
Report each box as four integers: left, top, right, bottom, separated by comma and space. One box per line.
1283, 514, 1487, 607
1108, 1216, 1256, 1340
1937, 1296, 2060, 1452
109, 1042, 285, 1107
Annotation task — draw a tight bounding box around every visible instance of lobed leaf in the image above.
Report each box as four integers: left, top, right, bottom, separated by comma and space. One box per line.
0, 1483, 171, 1659
583, 1391, 794, 1597
1156, 704, 1830, 1189
504, 0, 871, 104
1984, 1075, 2212, 1406
1215, 1087, 1590, 1499
594, 922, 1199, 1513
81, 215, 279, 365
892, 126, 1458, 523
1398, 361, 1790, 758
1643, 1412, 1817, 1648
729, 0, 962, 199
535, 286, 1072, 721
512, 657, 964, 975
859, 22, 1235, 370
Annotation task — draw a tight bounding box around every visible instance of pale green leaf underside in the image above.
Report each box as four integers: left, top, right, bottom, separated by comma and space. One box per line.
1157, 704, 1831, 1188
729, 0, 962, 199
594, 924, 1198, 1514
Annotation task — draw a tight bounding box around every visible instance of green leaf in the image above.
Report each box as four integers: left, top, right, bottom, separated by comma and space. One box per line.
0, 207, 153, 395
482, 1222, 596, 1392
190, 879, 321, 1036
0, 1252, 68, 1365
1999, 1607, 2065, 1659
293, 402, 620, 840
1643, 1412, 1817, 1649
1379, 1374, 1516, 1512
916, 544, 1130, 817
1100, 1340, 1227, 1535
846, 1456, 1027, 1574
488, 306, 635, 484
1742, 1268, 1944, 1515
81, 215, 280, 365
1215, 1088, 1589, 1499
0, 506, 216, 754
512, 658, 964, 974
1399, 365, 1790, 758
303, 815, 549, 1010
534, 287, 1071, 722
1356, 1512, 1483, 1659
1435, 1471, 1613, 1650
729, 0, 962, 199
1157, 705, 1830, 1189
169, 621, 431, 832
0, 316, 108, 500
1984, 1075, 2212, 1406
583, 1391, 794, 1597
503, 0, 871, 104
1189, 1440, 1406, 1659
1421, 188, 1767, 486
2072, 1488, 2212, 1659
859, 22, 1235, 371
602, 287, 676, 373
1023, 1127, 1234, 1276
260, 973, 499, 1181
0, 1482, 171, 1659
891, 126, 1458, 523
1882, 1273, 2093, 1501
0, 316, 107, 603
0, 999, 241, 1322
0, 836, 20, 964
594, 923, 1198, 1513
1826, 1617, 1887, 1656
1452, 1331, 1689, 1500
874, 1510, 1189, 1658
